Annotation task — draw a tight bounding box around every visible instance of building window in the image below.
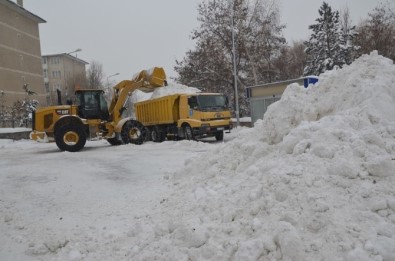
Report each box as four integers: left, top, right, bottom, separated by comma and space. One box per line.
43, 58, 47, 64
51, 71, 62, 78
51, 57, 60, 64
43, 69, 47, 78
45, 83, 49, 92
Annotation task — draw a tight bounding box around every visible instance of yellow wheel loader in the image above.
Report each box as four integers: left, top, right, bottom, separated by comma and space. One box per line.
30, 67, 167, 152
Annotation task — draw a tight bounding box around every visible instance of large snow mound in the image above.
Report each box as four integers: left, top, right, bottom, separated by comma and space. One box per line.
131, 51, 395, 260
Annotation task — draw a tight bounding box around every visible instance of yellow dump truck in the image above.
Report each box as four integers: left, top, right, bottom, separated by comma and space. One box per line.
135, 93, 232, 142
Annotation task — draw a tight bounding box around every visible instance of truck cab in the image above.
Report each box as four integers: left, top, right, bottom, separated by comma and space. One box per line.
180, 93, 232, 140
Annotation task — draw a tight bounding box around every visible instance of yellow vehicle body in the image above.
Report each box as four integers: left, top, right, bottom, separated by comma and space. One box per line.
30, 67, 167, 152
135, 93, 232, 141
135, 94, 180, 125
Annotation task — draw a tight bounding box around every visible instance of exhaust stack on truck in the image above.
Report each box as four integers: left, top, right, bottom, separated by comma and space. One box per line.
135, 93, 232, 142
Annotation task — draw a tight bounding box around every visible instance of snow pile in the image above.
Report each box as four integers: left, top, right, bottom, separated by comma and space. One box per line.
131, 82, 200, 103
150, 82, 201, 99
131, 51, 395, 260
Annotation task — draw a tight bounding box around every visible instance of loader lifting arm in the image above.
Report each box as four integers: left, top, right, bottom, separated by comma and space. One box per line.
108, 67, 167, 124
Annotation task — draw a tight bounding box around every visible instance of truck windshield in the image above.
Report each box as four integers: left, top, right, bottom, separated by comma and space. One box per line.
196, 95, 228, 111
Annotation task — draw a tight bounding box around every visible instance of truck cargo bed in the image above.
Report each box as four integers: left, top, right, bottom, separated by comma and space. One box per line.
135, 94, 180, 126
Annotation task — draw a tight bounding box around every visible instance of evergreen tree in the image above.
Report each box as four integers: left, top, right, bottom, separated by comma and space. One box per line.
20, 83, 39, 127
339, 6, 359, 65
304, 2, 356, 76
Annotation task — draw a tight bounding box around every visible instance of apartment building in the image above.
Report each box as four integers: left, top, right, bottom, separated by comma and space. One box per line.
0, 0, 46, 107
42, 53, 88, 105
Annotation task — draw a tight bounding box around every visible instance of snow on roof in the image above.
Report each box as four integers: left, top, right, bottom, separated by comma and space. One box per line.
134, 51, 395, 259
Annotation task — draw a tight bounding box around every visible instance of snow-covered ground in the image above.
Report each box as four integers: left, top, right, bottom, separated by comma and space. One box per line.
0, 136, 234, 260
1, 51, 395, 260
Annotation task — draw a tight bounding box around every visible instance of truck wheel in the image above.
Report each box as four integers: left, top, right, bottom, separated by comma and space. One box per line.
151, 126, 165, 143
143, 127, 151, 142
55, 124, 86, 152
184, 124, 195, 141
121, 120, 144, 145
107, 137, 122, 145
215, 130, 224, 141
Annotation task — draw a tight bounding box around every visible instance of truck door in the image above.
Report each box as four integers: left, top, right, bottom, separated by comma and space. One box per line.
179, 96, 189, 119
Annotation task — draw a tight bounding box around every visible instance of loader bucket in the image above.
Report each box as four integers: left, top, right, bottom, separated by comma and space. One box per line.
134, 67, 167, 92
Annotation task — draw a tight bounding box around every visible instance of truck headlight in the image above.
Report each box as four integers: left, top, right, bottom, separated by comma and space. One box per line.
201, 123, 210, 131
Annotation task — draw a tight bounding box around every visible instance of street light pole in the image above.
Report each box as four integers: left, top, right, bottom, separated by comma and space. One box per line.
107, 73, 120, 83
107, 73, 120, 89
106, 73, 120, 101
231, 0, 240, 127
64, 48, 82, 100
67, 48, 82, 57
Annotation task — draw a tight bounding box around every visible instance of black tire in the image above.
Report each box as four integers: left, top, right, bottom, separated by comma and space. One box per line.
107, 137, 122, 146
55, 124, 87, 152
215, 130, 224, 141
184, 124, 195, 141
121, 120, 144, 145
143, 127, 151, 142
151, 126, 165, 143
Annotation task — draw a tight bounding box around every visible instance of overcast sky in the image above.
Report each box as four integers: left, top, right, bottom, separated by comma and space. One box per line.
23, 0, 392, 84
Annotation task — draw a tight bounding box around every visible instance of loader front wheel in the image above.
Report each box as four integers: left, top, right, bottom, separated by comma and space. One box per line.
55, 124, 86, 152
121, 120, 144, 145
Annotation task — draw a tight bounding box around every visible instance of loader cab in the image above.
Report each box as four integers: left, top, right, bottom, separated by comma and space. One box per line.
75, 90, 110, 120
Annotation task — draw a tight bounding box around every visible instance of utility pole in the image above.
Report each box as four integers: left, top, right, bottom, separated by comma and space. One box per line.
231, 0, 240, 127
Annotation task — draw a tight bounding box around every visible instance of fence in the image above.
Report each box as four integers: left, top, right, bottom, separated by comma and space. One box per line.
0, 117, 32, 128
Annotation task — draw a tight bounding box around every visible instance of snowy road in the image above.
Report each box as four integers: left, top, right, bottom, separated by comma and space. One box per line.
0, 137, 222, 260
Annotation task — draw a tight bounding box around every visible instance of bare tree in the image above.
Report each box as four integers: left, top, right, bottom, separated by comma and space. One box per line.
87, 61, 104, 89
65, 72, 87, 97
273, 41, 307, 80
355, 2, 395, 60
175, 0, 285, 116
